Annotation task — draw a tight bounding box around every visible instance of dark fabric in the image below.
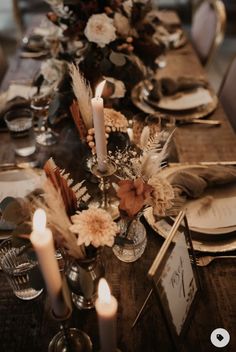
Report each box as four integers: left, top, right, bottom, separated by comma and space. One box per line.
148, 76, 208, 102
169, 165, 236, 198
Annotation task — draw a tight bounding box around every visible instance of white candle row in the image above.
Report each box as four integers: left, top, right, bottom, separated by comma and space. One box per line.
30, 209, 118, 351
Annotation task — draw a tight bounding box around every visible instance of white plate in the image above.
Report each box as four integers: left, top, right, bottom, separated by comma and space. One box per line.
0, 168, 45, 202
155, 87, 213, 111
159, 164, 236, 234
144, 207, 236, 253
131, 81, 218, 119
0, 168, 45, 239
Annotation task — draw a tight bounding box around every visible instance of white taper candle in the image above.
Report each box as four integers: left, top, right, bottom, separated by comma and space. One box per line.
95, 278, 118, 352
91, 80, 107, 173
30, 208, 68, 318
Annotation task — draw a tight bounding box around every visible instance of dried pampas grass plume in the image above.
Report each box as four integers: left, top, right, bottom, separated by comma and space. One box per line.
69, 63, 93, 130
33, 179, 86, 259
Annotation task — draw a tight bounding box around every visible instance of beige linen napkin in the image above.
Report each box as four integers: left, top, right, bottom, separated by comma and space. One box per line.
169, 165, 236, 199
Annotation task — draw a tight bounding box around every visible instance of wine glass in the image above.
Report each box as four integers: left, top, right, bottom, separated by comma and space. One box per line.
30, 93, 57, 146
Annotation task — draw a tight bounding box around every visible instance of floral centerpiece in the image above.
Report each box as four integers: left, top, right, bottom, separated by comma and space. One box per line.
111, 130, 175, 218
110, 129, 176, 261
44, 0, 165, 91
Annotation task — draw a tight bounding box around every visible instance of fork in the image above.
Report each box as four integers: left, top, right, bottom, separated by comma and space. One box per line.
196, 255, 236, 267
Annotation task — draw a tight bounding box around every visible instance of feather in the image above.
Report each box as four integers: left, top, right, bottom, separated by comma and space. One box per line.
198, 196, 214, 215
69, 100, 87, 140
69, 63, 93, 130
140, 126, 150, 149
141, 129, 175, 180
43, 158, 90, 216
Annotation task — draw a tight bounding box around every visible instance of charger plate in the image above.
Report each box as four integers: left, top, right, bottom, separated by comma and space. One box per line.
160, 164, 236, 234
131, 81, 218, 120
144, 163, 236, 253
0, 168, 44, 202
0, 168, 45, 239
144, 207, 236, 253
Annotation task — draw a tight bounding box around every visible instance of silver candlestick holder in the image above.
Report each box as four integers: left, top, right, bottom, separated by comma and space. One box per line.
90, 159, 119, 220
48, 321, 92, 352
48, 278, 93, 352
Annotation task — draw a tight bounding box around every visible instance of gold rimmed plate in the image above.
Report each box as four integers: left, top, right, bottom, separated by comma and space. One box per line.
0, 168, 45, 239
159, 164, 236, 235
144, 163, 236, 252
131, 80, 218, 121
0, 168, 45, 203
144, 207, 236, 253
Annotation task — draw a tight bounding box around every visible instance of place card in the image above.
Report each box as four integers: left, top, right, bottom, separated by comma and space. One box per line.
148, 211, 200, 349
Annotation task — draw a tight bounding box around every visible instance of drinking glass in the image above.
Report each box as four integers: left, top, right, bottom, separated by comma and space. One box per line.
4, 108, 36, 157
30, 94, 57, 146
0, 239, 44, 300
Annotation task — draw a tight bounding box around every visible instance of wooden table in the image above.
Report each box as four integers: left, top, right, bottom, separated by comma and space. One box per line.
0, 16, 236, 352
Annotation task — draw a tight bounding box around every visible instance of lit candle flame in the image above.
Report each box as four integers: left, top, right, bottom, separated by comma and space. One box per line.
95, 80, 106, 98
33, 208, 47, 233
98, 278, 111, 304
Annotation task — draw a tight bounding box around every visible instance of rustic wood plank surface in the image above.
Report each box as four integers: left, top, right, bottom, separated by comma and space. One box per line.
0, 14, 236, 352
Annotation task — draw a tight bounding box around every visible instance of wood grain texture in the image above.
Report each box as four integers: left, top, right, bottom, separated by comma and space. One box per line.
0, 14, 235, 352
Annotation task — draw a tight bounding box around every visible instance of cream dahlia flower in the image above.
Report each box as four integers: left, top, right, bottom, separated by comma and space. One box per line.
70, 208, 118, 248
148, 175, 174, 216
84, 13, 116, 48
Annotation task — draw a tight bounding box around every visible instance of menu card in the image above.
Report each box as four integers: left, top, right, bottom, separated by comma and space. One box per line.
160, 232, 197, 335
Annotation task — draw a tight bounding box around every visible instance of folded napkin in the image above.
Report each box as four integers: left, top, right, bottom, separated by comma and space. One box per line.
169, 165, 236, 199
152, 25, 183, 48
149, 76, 208, 102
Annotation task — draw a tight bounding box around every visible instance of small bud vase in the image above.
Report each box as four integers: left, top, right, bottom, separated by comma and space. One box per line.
112, 216, 147, 263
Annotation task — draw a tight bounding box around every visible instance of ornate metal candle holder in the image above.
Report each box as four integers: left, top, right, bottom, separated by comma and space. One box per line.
90, 159, 119, 220
48, 322, 92, 352
48, 278, 92, 352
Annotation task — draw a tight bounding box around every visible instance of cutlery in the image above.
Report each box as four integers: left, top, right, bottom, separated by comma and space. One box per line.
169, 161, 236, 166
20, 50, 49, 59
196, 255, 236, 267
146, 112, 221, 126
141, 98, 221, 126
177, 118, 221, 126
0, 161, 39, 170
